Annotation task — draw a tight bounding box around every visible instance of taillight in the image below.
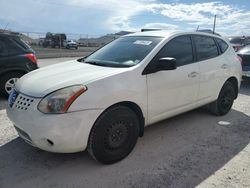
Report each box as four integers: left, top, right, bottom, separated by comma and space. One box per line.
25, 53, 37, 64
236, 55, 243, 65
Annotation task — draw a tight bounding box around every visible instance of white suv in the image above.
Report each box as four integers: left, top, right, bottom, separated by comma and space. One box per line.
7, 31, 242, 164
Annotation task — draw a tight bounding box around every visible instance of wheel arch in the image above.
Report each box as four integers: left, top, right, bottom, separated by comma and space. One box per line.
226, 77, 239, 99
97, 101, 145, 137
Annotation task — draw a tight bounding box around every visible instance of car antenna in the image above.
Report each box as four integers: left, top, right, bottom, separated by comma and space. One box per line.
1, 23, 9, 33
213, 15, 216, 34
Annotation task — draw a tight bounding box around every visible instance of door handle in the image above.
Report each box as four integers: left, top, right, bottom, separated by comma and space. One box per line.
221, 64, 229, 69
188, 72, 198, 78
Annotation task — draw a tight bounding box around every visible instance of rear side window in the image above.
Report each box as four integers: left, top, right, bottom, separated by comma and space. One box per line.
229, 37, 242, 44
156, 35, 193, 66
0, 38, 8, 56
216, 38, 228, 53
12, 37, 31, 50
5, 37, 24, 55
194, 35, 219, 61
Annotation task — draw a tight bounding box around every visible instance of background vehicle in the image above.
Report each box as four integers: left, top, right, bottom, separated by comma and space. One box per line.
42, 32, 67, 48
64, 40, 78, 49
229, 36, 250, 52
237, 45, 250, 78
7, 31, 241, 164
0, 33, 38, 96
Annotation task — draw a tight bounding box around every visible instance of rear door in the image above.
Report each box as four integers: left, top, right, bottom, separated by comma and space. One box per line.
146, 35, 200, 124
193, 35, 228, 103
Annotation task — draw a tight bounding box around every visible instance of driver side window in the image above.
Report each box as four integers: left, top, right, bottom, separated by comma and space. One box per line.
156, 35, 194, 67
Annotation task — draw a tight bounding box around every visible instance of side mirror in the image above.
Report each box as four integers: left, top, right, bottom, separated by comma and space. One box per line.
156, 57, 177, 71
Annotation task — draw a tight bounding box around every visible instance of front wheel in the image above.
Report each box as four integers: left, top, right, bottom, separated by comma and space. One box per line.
208, 81, 236, 116
87, 106, 140, 164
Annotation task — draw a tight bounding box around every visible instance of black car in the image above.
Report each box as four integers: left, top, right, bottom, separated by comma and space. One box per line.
229, 36, 250, 52
0, 33, 38, 96
237, 45, 250, 78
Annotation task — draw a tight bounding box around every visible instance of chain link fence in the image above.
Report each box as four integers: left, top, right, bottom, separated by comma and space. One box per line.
15, 31, 125, 59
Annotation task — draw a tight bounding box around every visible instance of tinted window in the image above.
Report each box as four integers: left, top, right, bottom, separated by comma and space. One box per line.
85, 36, 162, 67
244, 38, 250, 45
194, 36, 219, 61
156, 35, 193, 66
5, 37, 24, 55
0, 38, 8, 56
12, 37, 31, 50
229, 37, 243, 44
216, 38, 228, 53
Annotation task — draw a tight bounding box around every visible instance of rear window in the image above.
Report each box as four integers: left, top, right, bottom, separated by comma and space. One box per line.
229, 37, 243, 44
194, 35, 219, 61
11, 37, 31, 50
216, 38, 228, 53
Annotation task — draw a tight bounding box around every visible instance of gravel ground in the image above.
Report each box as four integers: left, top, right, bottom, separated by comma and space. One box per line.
32, 46, 98, 59
0, 60, 249, 187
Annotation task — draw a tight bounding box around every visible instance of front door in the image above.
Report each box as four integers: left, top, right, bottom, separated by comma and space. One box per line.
145, 35, 200, 124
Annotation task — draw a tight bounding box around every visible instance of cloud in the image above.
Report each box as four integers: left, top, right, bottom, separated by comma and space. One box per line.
146, 2, 250, 35
142, 22, 179, 30
0, 0, 250, 35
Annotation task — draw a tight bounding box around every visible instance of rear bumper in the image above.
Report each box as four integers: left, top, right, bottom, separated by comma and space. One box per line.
242, 71, 250, 77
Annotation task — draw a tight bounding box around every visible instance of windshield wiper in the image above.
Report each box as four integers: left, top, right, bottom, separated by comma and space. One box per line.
84, 60, 132, 68
84, 61, 107, 66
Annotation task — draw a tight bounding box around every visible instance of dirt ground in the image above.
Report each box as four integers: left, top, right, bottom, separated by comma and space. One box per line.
33, 46, 98, 59
0, 58, 249, 187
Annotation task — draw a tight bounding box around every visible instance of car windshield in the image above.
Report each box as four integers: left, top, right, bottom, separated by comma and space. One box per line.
83, 36, 163, 68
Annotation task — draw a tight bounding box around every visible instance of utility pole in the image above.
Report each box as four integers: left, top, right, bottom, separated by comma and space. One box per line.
196, 25, 199, 31
213, 15, 216, 34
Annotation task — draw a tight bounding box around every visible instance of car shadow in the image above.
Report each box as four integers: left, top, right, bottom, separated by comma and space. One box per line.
0, 108, 249, 188
240, 79, 250, 96
0, 96, 7, 111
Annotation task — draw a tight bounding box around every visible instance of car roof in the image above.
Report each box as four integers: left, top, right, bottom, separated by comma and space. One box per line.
0, 32, 19, 38
124, 30, 223, 39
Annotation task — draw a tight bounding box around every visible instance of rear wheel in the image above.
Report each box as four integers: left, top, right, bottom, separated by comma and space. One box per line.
208, 81, 236, 116
87, 106, 140, 164
0, 72, 24, 97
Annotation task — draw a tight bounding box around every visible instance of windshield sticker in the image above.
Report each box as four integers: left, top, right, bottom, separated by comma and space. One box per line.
134, 40, 152, 45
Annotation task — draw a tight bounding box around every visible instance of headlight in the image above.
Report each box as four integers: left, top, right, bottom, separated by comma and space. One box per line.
38, 85, 87, 114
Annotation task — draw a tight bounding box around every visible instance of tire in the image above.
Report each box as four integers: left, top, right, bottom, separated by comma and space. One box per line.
0, 72, 24, 97
87, 106, 140, 164
208, 81, 236, 116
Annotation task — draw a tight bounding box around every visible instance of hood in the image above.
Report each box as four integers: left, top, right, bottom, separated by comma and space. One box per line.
16, 60, 127, 97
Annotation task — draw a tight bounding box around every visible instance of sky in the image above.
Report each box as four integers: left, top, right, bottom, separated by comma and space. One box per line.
1, 0, 250, 36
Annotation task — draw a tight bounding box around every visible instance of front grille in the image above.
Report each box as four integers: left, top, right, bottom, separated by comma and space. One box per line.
14, 126, 32, 143
13, 94, 34, 111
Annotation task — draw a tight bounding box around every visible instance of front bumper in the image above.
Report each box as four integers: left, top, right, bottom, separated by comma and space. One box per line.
7, 94, 103, 153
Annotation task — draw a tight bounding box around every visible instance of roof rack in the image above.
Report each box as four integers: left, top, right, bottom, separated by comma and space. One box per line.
141, 28, 162, 32
0, 29, 20, 35
196, 29, 221, 36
